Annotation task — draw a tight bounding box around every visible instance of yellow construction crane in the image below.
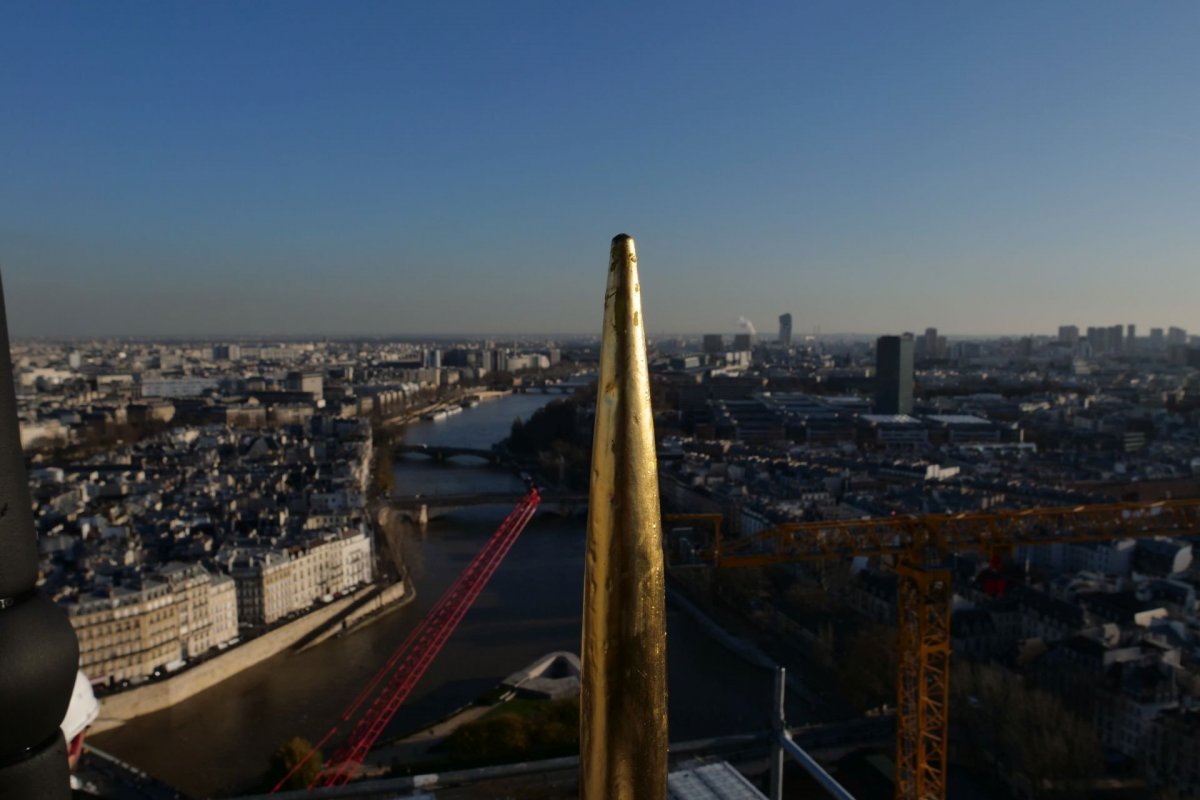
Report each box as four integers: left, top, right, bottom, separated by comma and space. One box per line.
665, 497, 1200, 800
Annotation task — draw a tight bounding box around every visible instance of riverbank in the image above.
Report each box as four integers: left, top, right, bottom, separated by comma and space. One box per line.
361, 701, 496, 772
92, 578, 409, 735
295, 579, 414, 653
379, 389, 512, 428
360, 586, 806, 778
92, 392, 788, 797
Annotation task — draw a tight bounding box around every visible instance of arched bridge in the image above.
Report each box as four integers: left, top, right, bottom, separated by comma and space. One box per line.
390, 491, 588, 522
514, 383, 585, 394
395, 444, 503, 465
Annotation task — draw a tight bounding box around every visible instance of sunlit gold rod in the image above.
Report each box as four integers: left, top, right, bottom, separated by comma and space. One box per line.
580, 234, 668, 800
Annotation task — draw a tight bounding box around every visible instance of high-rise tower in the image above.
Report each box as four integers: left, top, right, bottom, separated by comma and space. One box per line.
923, 327, 940, 359
876, 334, 915, 415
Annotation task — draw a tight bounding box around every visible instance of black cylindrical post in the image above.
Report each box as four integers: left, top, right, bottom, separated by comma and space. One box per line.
0, 271, 79, 800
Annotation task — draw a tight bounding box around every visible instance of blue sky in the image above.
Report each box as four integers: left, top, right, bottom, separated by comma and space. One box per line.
2, 2, 1198, 338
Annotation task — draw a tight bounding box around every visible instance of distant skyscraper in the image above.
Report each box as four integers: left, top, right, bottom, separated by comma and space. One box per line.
1168, 326, 1188, 346
778, 314, 792, 347
732, 333, 752, 351
1126, 324, 1136, 353
1058, 325, 1079, 345
1150, 328, 1165, 351
702, 334, 724, 355
923, 327, 940, 359
875, 334, 914, 415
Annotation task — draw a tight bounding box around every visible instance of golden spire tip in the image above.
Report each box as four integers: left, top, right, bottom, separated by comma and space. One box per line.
580, 233, 667, 800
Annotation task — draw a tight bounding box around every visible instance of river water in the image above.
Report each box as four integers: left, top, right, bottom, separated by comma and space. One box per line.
94, 393, 793, 797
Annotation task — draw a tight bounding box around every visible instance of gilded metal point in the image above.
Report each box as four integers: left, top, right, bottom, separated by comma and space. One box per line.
580, 234, 668, 799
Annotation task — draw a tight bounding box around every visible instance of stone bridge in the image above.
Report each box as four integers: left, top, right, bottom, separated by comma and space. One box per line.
514, 383, 584, 394
389, 491, 588, 523
395, 444, 504, 466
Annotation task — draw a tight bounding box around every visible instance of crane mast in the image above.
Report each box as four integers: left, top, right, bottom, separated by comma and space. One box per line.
666, 497, 1200, 800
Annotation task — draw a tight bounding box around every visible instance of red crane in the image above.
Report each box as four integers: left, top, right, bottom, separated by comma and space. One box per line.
271, 489, 541, 792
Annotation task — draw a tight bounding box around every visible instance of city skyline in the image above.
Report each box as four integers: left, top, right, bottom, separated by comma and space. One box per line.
6, 323, 1195, 344
4, 2, 1200, 338
15, 304, 1200, 797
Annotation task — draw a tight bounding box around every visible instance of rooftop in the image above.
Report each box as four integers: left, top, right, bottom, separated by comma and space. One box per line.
925, 414, 992, 425
668, 762, 769, 800
860, 414, 922, 425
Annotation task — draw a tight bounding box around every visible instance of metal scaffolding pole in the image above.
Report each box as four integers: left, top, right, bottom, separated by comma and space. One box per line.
769, 667, 785, 800
769, 665, 857, 800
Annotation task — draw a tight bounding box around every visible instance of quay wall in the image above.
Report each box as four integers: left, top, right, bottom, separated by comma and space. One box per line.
297, 580, 412, 652
93, 581, 406, 733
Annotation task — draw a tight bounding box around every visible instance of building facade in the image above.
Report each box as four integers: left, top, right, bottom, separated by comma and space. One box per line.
67, 565, 243, 683
68, 582, 181, 684
225, 529, 372, 626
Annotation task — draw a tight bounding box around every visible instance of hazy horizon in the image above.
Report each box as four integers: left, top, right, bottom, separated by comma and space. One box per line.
3, 2, 1199, 339
7, 328, 1141, 345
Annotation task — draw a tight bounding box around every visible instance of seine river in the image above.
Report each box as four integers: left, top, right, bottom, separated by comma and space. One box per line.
94, 393, 793, 797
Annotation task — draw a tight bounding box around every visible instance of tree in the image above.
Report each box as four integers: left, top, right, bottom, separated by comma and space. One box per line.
489, 370, 516, 388
838, 623, 897, 711
265, 736, 322, 791
447, 714, 531, 761
712, 565, 766, 608
372, 445, 394, 497
445, 698, 581, 763
505, 399, 593, 489
782, 582, 832, 619
951, 662, 1102, 797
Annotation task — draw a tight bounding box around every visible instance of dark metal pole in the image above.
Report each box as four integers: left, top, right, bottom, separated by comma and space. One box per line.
769, 666, 785, 800
0, 271, 79, 800
778, 733, 857, 800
